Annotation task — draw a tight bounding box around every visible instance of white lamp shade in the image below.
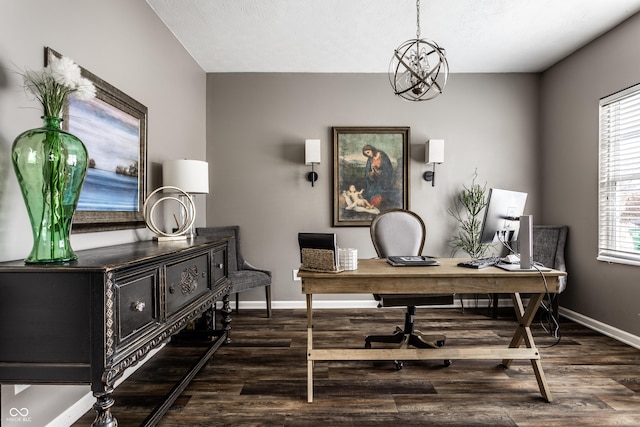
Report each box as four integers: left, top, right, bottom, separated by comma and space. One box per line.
305, 139, 321, 165
426, 139, 445, 164
163, 159, 209, 194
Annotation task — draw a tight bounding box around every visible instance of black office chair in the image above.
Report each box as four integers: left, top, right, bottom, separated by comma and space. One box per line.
364, 209, 453, 369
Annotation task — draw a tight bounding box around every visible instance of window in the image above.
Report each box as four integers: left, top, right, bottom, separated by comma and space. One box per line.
598, 83, 640, 266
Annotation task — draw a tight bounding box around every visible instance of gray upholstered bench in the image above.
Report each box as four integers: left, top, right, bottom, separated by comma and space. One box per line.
197, 226, 272, 317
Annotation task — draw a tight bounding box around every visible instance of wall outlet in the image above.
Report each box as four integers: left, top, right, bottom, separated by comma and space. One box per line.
292, 269, 301, 281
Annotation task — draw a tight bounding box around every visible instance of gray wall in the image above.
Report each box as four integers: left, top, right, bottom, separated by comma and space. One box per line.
0, 0, 206, 424
540, 13, 640, 337
206, 73, 542, 305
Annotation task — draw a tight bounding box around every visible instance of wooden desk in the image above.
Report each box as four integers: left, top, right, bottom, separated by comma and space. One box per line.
298, 258, 566, 403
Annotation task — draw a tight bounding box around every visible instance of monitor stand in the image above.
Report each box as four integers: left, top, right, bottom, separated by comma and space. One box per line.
496, 215, 550, 271
519, 215, 533, 269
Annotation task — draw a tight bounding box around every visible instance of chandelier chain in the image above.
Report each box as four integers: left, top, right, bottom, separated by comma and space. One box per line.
416, 0, 421, 39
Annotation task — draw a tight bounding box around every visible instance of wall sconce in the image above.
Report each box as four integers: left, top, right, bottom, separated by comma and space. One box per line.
423, 139, 444, 186
305, 139, 321, 187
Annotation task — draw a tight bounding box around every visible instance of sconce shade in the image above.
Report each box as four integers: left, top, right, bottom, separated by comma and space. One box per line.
163, 159, 209, 194
426, 139, 445, 164
305, 139, 321, 165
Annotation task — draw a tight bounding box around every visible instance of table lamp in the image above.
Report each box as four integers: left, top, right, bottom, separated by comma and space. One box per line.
162, 159, 209, 238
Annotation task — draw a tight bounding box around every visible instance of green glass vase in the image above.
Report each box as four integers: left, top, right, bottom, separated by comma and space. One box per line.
11, 116, 88, 263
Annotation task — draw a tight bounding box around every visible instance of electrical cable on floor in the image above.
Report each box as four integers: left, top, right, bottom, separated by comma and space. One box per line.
533, 263, 562, 347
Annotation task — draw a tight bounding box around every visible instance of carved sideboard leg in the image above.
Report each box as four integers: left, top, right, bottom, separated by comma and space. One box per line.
222, 292, 232, 344
92, 390, 117, 427
204, 306, 215, 330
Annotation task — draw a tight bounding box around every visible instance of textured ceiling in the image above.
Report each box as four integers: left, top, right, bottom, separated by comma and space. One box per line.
146, 0, 640, 73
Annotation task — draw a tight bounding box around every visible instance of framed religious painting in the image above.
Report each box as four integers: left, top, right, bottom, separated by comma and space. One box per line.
46, 47, 148, 232
333, 126, 410, 227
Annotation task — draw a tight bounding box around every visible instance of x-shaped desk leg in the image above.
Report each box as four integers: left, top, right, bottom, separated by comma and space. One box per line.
502, 292, 552, 402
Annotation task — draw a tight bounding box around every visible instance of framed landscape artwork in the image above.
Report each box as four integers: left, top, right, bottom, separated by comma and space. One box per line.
46, 47, 148, 232
333, 126, 410, 227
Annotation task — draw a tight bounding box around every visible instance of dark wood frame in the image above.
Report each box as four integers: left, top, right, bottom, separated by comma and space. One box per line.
333, 126, 410, 227
45, 47, 148, 232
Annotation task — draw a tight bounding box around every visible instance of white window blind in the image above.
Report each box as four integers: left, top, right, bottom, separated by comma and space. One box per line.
598, 83, 640, 266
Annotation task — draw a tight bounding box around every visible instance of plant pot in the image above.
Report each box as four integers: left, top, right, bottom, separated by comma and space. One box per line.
11, 116, 88, 263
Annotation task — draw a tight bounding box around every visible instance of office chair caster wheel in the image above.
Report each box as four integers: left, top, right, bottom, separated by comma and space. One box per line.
436, 340, 445, 347
444, 359, 452, 367
364, 341, 372, 349
394, 360, 403, 370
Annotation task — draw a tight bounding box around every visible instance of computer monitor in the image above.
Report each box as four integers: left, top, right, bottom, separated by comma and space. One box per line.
479, 188, 528, 245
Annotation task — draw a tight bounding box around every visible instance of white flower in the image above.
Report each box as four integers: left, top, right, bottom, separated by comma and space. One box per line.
18, 56, 95, 117
73, 77, 96, 101
49, 56, 81, 89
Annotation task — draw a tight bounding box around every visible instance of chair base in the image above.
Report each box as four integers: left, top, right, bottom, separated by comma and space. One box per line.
364, 305, 446, 347
365, 326, 445, 349
364, 306, 449, 368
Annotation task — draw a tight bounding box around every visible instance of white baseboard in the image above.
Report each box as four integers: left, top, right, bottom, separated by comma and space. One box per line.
46, 392, 96, 427
273, 300, 379, 309
559, 307, 640, 350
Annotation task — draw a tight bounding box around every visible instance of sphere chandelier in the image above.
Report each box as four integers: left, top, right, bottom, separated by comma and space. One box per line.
389, 0, 448, 101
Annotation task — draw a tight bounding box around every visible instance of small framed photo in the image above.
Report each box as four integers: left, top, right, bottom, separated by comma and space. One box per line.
333, 126, 410, 227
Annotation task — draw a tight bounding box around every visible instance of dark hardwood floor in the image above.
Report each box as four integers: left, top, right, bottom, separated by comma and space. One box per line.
74, 305, 640, 426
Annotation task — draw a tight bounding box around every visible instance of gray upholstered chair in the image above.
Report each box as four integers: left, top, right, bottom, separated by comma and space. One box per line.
365, 209, 453, 369
196, 226, 272, 317
493, 225, 568, 320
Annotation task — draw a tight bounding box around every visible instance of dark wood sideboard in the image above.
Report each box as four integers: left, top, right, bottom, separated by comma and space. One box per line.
0, 237, 232, 427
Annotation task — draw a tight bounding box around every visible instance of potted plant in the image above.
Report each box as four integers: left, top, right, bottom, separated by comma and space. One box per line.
448, 170, 493, 259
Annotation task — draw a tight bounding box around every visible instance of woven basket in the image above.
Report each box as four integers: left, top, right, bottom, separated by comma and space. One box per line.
300, 248, 342, 272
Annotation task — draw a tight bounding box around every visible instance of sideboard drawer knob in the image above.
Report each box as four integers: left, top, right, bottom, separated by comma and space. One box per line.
132, 301, 146, 312
216, 263, 224, 269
